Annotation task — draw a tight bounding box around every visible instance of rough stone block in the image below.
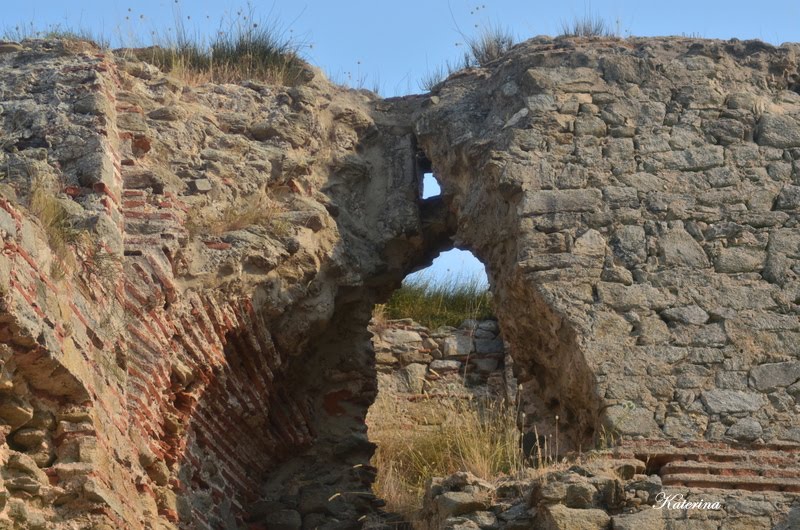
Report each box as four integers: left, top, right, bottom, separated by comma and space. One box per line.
658, 226, 710, 268
441, 334, 474, 357
190, 179, 213, 193
436, 491, 489, 519
430, 360, 462, 373
714, 248, 765, 273
661, 305, 709, 325
540, 504, 611, 530
76, 151, 116, 190
573, 229, 607, 257
474, 338, 504, 354
610, 225, 646, 267
749, 361, 800, 392
701, 389, 764, 413
775, 185, 800, 210
525, 94, 557, 113
521, 189, 603, 216
726, 417, 763, 441
148, 106, 185, 121
756, 114, 800, 148
597, 283, 675, 311
612, 509, 666, 530
602, 405, 661, 437
399, 363, 428, 394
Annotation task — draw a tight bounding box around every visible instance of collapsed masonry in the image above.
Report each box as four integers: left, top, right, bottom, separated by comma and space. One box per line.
0, 35, 799, 529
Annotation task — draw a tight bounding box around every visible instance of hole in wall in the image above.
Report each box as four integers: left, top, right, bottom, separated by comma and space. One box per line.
421, 172, 441, 199
406, 248, 487, 287
415, 149, 441, 200
366, 249, 519, 521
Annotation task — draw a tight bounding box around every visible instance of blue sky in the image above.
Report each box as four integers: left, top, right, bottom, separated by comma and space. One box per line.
7, 0, 800, 96
6, 0, 799, 287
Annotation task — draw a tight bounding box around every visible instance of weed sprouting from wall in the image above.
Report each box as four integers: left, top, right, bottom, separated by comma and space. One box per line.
4, 22, 109, 48
559, 13, 616, 38
5, 2, 305, 86
128, 3, 305, 85
419, 4, 515, 91
185, 191, 287, 238
467, 24, 515, 66
28, 177, 79, 279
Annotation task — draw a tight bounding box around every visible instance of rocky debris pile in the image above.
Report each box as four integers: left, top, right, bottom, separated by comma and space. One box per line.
415, 461, 800, 530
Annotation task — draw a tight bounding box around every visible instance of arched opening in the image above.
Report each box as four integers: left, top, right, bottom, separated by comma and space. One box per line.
405, 248, 487, 288
366, 249, 520, 522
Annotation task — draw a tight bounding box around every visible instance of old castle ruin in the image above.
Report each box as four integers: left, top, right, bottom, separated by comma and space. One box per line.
0, 36, 799, 528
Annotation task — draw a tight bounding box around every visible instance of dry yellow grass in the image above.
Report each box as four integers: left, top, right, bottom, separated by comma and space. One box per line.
369, 395, 525, 519
28, 177, 79, 279
186, 192, 285, 237
7, 6, 305, 87
130, 45, 304, 86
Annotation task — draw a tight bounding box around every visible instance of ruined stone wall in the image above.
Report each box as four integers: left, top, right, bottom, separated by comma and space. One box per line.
0, 39, 433, 529
0, 35, 798, 530
415, 37, 800, 452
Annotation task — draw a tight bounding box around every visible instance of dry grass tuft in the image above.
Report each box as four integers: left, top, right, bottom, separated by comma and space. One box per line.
370, 395, 524, 519
4, 23, 109, 48
418, 25, 514, 92
186, 191, 285, 237
370, 303, 390, 336
467, 24, 515, 67
132, 4, 304, 86
28, 177, 79, 279
6, 4, 303, 86
74, 232, 122, 285
559, 14, 616, 38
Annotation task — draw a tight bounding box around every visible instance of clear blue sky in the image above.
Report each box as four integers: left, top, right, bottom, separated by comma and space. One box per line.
7, 1, 800, 95
6, 0, 799, 287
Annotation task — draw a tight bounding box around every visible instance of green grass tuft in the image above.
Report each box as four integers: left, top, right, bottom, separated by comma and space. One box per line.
383, 271, 492, 329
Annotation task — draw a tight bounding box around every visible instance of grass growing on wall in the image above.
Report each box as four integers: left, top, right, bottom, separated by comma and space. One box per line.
28, 177, 79, 279
559, 14, 617, 38
131, 4, 305, 86
4, 23, 109, 48
4, 3, 304, 86
380, 272, 492, 329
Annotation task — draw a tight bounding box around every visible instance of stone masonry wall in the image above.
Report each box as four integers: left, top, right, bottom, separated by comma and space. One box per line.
415, 37, 800, 452
0, 39, 436, 529
370, 317, 512, 401
0, 34, 799, 530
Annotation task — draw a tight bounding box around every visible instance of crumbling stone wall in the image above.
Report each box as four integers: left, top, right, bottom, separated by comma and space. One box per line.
0, 39, 438, 529
0, 35, 799, 530
415, 37, 800, 452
